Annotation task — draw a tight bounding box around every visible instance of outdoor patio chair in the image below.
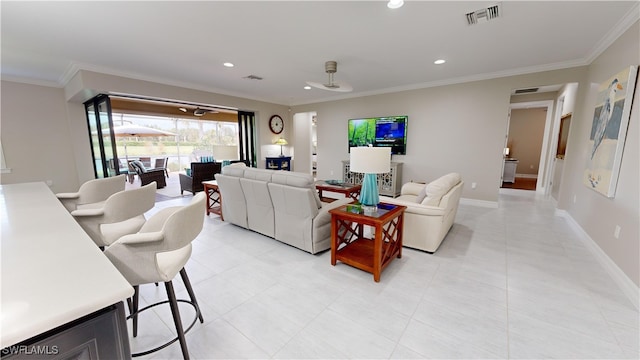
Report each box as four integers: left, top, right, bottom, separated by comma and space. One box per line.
179, 162, 221, 195
130, 160, 167, 188
154, 157, 169, 177
139, 157, 152, 168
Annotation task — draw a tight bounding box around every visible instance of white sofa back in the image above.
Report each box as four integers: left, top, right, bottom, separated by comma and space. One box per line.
215, 166, 351, 254
269, 172, 320, 252
241, 168, 276, 237
216, 164, 248, 228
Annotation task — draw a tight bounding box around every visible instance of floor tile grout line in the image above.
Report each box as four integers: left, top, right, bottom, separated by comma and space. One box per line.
387, 260, 441, 359
503, 216, 512, 360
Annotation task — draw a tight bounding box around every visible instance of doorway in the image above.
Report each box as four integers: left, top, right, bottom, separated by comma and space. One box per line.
504, 100, 555, 193
84, 95, 118, 178
292, 111, 317, 175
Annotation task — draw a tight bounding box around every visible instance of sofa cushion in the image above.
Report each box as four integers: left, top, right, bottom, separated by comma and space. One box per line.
416, 185, 427, 203
422, 173, 461, 206
221, 163, 246, 177
244, 168, 274, 182
271, 172, 322, 209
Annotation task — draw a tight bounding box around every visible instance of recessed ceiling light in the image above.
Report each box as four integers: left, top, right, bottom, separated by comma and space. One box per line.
223, 62, 234, 67
387, 0, 404, 9
304, 86, 311, 90
178, 107, 188, 112
434, 59, 446, 65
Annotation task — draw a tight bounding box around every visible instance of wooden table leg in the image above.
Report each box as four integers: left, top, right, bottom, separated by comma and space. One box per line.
331, 217, 338, 266
373, 225, 382, 282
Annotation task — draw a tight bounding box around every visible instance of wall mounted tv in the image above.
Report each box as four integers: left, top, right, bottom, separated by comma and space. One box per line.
348, 115, 408, 155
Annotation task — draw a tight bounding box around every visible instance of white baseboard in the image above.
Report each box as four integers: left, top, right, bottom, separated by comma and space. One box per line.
555, 209, 639, 310
460, 197, 498, 208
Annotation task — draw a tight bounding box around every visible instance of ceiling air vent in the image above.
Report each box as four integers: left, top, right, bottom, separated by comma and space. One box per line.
243, 75, 263, 80
514, 87, 539, 94
466, 3, 501, 25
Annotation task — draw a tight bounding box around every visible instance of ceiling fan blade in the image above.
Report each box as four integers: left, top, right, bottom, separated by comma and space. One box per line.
306, 81, 353, 92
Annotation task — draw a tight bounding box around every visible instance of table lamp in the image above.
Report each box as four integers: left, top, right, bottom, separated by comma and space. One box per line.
349, 147, 391, 212
275, 138, 288, 157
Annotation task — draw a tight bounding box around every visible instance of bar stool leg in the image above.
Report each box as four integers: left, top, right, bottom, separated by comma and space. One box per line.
180, 268, 204, 323
165, 280, 190, 360
132, 285, 139, 337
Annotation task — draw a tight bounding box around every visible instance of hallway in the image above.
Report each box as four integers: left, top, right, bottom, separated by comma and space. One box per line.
501, 177, 537, 191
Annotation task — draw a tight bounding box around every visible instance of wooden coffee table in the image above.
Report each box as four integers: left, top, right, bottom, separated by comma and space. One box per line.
315, 181, 361, 202
329, 202, 406, 282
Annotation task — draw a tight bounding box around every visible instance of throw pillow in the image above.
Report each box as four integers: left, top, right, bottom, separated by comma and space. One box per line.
415, 185, 427, 203
423, 173, 461, 206
131, 160, 147, 174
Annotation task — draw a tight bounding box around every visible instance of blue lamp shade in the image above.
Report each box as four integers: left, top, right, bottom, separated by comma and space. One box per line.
349, 147, 391, 207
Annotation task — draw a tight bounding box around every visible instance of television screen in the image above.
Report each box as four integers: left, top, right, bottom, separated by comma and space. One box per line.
348, 116, 407, 155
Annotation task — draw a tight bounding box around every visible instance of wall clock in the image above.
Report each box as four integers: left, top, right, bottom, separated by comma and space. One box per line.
269, 115, 284, 134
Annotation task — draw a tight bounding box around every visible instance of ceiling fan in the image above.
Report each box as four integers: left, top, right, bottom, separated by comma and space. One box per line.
306, 61, 353, 92
178, 106, 219, 116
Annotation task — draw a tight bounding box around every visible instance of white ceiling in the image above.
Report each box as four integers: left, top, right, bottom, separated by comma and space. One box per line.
1, 1, 638, 106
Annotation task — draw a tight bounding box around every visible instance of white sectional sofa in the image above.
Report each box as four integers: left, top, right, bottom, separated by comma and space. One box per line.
380, 173, 464, 253
215, 165, 352, 254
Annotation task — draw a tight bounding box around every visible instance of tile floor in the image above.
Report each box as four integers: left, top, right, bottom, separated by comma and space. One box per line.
131, 189, 639, 359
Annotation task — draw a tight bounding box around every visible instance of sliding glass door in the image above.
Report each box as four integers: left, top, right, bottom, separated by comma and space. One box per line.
85, 95, 118, 178
238, 111, 256, 167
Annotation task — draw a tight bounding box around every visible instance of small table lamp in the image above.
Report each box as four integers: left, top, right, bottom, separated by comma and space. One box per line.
350, 147, 391, 211
275, 138, 288, 157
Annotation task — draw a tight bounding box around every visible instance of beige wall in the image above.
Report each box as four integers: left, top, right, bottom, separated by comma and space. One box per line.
558, 21, 639, 286
293, 66, 589, 203
1, 71, 290, 192
0, 82, 81, 192
508, 108, 547, 176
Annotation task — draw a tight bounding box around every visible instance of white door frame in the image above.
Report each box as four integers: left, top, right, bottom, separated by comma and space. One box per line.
509, 100, 554, 194
292, 111, 316, 174
547, 97, 565, 198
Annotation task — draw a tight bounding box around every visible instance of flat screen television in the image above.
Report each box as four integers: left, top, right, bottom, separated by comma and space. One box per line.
348, 115, 408, 155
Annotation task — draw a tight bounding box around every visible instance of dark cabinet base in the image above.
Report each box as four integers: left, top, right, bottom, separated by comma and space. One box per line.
1, 302, 130, 360
266, 156, 291, 171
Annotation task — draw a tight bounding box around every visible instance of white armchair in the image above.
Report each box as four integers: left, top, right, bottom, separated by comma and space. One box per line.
103, 193, 206, 359
56, 174, 126, 212
71, 182, 157, 248
380, 173, 463, 253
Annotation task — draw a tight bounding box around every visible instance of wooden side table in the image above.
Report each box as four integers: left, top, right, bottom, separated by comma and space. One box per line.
315, 181, 361, 203
202, 180, 223, 219
329, 202, 406, 282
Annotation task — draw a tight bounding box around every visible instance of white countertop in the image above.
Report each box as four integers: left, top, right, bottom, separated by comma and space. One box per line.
0, 182, 134, 348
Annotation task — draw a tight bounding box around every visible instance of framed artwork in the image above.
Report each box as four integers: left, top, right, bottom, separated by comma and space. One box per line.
584, 65, 638, 197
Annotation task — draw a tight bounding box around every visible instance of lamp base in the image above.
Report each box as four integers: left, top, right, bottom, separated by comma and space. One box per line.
359, 173, 379, 209
361, 204, 378, 215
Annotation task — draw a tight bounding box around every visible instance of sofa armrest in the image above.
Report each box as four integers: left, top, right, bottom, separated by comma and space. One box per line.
401, 182, 426, 196
314, 198, 353, 226
380, 197, 445, 216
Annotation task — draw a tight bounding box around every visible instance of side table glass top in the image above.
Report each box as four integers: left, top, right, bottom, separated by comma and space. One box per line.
337, 202, 398, 218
